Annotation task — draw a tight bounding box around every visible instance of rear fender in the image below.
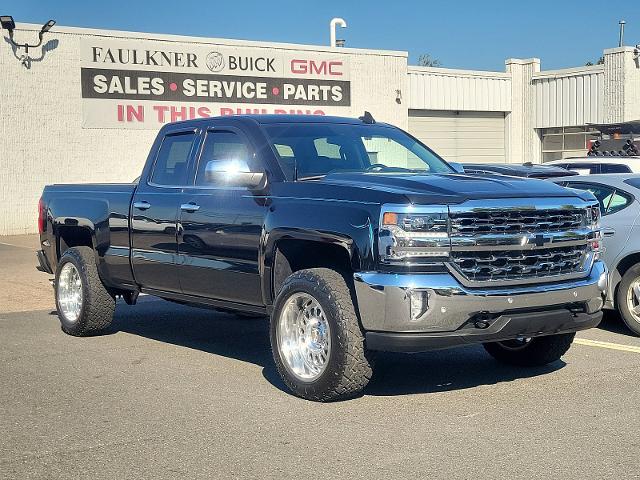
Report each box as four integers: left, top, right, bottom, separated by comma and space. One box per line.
49, 196, 109, 273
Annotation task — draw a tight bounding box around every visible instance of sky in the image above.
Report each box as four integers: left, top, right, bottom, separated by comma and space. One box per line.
6, 0, 640, 71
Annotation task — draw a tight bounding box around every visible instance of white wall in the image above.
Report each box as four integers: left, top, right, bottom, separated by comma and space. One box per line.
532, 66, 604, 128
407, 66, 511, 112
0, 24, 408, 235
602, 47, 640, 124
505, 58, 541, 164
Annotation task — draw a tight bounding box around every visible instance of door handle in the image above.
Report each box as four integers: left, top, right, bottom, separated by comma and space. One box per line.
603, 227, 615, 238
180, 202, 200, 213
133, 201, 151, 211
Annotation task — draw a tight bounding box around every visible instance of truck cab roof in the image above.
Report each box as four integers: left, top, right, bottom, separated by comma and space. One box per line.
161, 114, 390, 130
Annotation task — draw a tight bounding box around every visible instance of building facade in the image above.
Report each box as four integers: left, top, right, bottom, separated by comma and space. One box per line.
1, 23, 639, 234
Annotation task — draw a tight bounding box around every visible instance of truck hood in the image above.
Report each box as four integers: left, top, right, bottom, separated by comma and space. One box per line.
317, 172, 593, 204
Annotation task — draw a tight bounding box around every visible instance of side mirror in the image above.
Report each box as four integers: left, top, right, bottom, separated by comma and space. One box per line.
204, 159, 266, 189
449, 162, 465, 173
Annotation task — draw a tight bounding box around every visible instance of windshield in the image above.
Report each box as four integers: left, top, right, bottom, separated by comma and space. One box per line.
263, 123, 453, 180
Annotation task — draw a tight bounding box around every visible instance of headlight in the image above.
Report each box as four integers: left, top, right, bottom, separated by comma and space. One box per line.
586, 204, 604, 257
378, 205, 450, 263
587, 204, 601, 230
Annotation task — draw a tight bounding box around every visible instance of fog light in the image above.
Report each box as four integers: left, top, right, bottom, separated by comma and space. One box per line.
409, 290, 429, 321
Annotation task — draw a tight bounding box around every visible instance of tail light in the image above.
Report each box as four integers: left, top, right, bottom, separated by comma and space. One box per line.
37, 197, 45, 234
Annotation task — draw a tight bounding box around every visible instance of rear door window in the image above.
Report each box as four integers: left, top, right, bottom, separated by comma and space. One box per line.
151, 132, 196, 186
600, 163, 632, 174
565, 182, 633, 215
624, 178, 640, 189
564, 163, 599, 175
605, 191, 632, 214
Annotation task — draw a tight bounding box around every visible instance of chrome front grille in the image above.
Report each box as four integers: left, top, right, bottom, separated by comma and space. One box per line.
446, 199, 597, 286
450, 245, 589, 282
450, 209, 586, 236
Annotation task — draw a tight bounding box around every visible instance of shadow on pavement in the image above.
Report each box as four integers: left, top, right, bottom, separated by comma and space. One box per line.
597, 310, 638, 337
366, 350, 563, 397
106, 299, 565, 399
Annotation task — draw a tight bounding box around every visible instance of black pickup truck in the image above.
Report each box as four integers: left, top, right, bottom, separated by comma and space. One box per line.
37, 114, 607, 401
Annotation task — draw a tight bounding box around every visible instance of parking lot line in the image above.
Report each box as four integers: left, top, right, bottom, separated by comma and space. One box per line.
0, 241, 33, 249
575, 338, 640, 354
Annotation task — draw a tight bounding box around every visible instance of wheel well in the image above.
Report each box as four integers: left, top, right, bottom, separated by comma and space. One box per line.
273, 239, 353, 297
610, 253, 640, 308
616, 253, 640, 279
57, 226, 93, 260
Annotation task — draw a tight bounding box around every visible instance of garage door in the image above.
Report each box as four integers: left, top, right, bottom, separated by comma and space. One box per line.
408, 110, 506, 164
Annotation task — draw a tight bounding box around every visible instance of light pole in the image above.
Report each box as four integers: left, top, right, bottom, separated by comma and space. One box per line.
1, 15, 56, 66
330, 18, 347, 48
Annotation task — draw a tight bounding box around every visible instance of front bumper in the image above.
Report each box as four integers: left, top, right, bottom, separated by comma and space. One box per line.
354, 260, 607, 352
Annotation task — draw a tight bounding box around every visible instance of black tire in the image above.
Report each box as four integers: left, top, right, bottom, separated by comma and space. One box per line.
483, 333, 575, 367
55, 246, 115, 336
270, 268, 373, 402
616, 263, 640, 336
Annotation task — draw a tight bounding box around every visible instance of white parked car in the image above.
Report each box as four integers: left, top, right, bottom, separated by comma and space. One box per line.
554, 174, 640, 334
547, 156, 640, 175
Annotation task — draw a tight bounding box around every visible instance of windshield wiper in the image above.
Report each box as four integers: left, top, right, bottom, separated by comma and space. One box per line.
365, 165, 428, 173
296, 174, 327, 181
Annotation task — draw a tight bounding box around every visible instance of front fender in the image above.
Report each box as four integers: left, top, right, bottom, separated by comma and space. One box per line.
261, 199, 379, 305
608, 249, 640, 307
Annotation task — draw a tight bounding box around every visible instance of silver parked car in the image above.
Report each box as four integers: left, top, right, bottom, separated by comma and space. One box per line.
547, 157, 640, 175
554, 174, 640, 334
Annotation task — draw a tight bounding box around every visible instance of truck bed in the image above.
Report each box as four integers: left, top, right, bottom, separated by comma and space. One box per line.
40, 182, 138, 289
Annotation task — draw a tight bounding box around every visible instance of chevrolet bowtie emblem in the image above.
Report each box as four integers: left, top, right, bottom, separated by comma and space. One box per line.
534, 234, 550, 247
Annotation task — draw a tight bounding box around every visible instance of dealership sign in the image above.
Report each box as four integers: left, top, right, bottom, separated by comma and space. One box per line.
80, 39, 352, 129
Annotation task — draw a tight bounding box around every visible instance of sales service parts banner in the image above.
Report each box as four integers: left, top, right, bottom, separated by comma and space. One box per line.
80, 38, 352, 129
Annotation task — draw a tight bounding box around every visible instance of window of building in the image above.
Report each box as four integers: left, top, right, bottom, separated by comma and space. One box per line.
540, 126, 599, 163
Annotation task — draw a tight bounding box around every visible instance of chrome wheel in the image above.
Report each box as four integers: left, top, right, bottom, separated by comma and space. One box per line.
497, 337, 532, 351
276, 293, 331, 382
626, 277, 640, 322
57, 263, 83, 323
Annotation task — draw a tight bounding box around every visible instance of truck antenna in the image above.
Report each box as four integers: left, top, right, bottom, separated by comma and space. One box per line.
359, 111, 376, 124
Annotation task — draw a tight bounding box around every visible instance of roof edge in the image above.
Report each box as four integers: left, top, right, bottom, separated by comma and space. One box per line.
12, 22, 409, 58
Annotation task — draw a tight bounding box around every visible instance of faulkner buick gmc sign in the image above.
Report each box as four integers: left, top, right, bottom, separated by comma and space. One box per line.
80, 39, 352, 129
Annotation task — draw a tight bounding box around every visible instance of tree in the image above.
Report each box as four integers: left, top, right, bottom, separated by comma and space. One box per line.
585, 56, 605, 66
417, 53, 442, 67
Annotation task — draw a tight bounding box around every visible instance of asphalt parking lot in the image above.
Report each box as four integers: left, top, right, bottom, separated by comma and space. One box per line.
1, 236, 640, 479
